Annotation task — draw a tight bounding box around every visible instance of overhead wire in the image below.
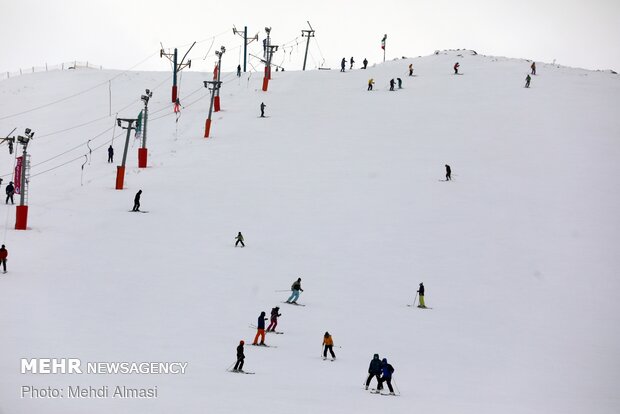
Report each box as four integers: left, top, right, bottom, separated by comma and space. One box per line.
0, 51, 159, 122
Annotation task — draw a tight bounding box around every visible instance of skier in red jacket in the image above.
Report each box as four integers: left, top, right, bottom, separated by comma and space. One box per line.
0, 244, 8, 273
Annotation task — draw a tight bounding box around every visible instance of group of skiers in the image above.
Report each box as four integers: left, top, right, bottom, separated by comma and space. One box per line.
366, 61, 537, 92
233, 278, 345, 376
342, 57, 369, 72
368, 77, 402, 91
366, 354, 396, 395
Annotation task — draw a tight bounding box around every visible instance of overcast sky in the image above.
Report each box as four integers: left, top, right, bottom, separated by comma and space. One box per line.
1, 0, 618, 75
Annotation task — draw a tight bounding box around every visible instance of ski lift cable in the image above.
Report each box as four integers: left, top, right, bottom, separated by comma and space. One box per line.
0, 51, 160, 121
29, 132, 123, 179
36, 73, 172, 140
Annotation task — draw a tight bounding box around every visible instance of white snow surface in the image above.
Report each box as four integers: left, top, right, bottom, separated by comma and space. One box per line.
1, 51, 619, 414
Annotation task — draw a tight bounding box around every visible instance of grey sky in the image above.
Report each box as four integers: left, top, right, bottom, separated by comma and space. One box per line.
1, 0, 618, 74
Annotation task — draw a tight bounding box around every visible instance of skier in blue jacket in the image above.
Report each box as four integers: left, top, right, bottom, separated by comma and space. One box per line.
377, 358, 395, 395
252, 311, 268, 345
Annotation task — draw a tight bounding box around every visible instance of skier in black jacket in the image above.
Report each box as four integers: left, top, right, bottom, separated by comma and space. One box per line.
362, 58, 368, 69
233, 340, 245, 371
108, 145, 114, 163
445, 164, 452, 181
132, 190, 142, 211
365, 354, 382, 390
5, 182, 15, 204
417, 282, 427, 308
341, 58, 346, 72
389, 79, 395, 91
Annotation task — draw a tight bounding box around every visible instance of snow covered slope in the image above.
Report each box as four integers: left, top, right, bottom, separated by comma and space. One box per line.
1, 50, 619, 414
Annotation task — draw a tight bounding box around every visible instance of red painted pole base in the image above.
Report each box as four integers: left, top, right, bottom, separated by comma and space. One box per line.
172, 85, 178, 103
116, 166, 125, 190
262, 77, 269, 91
204, 119, 212, 138
15, 205, 28, 230
138, 148, 148, 168
214, 96, 221, 112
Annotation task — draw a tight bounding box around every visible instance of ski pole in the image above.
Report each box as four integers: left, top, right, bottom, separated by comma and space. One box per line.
226, 361, 235, 372
412, 292, 418, 307
392, 378, 401, 395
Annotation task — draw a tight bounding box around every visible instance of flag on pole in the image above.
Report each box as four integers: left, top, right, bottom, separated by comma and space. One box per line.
381, 34, 387, 50
14, 156, 22, 194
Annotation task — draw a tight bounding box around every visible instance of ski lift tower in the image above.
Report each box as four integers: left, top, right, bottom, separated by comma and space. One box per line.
15, 128, 34, 230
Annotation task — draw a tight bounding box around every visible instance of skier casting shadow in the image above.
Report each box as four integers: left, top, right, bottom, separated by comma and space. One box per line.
132, 190, 142, 211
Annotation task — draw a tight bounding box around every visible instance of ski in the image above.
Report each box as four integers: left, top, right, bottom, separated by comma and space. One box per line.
249, 325, 284, 334
250, 344, 277, 348
227, 369, 255, 375
407, 305, 433, 309
128, 210, 149, 213
281, 301, 306, 307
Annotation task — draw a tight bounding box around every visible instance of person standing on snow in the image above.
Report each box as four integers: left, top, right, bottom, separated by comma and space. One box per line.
454, 62, 460, 74
397, 78, 402, 89
377, 358, 396, 395
365, 354, 382, 390
233, 340, 245, 371
322, 332, 336, 360
5, 182, 15, 204
417, 282, 427, 308
445, 164, 452, 181
0, 244, 8, 274
362, 58, 368, 69
525, 74, 531, 88
408, 63, 413, 76
132, 190, 142, 212
260, 102, 266, 118
286, 277, 303, 304
237, 64, 242, 77
108, 145, 114, 163
531, 62, 536, 75
235, 232, 245, 247
368, 78, 375, 91
266, 306, 281, 332
252, 311, 268, 345
350, 57, 355, 69
341, 58, 346, 72
389, 79, 395, 91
